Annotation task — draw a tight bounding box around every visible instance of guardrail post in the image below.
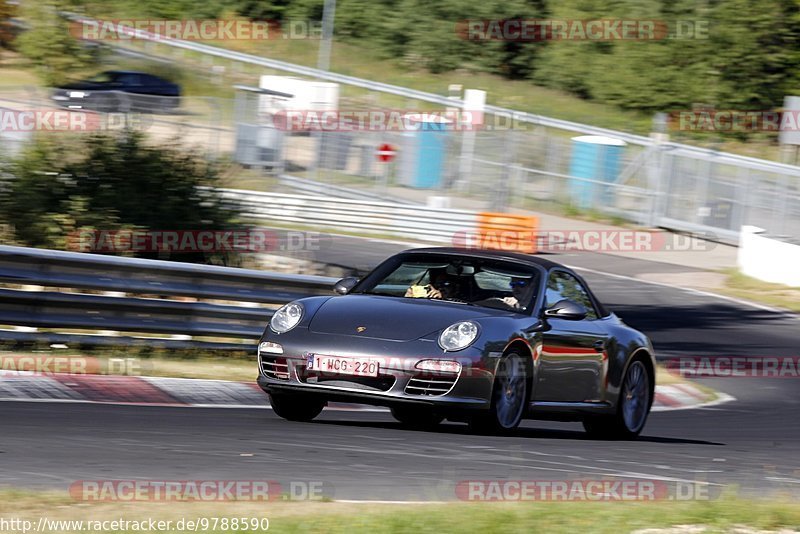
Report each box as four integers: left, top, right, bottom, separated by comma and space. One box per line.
648, 133, 668, 228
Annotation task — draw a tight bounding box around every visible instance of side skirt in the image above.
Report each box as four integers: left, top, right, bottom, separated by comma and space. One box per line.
526, 401, 614, 422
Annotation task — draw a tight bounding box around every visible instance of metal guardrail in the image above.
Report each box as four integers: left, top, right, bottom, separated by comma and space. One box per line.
0, 245, 338, 351
0, 189, 530, 348
218, 188, 477, 242
277, 175, 421, 205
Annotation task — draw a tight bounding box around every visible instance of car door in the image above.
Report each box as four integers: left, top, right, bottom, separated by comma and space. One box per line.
533, 269, 608, 403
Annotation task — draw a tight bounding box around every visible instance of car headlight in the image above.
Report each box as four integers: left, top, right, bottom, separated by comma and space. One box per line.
438, 321, 479, 351
270, 302, 304, 333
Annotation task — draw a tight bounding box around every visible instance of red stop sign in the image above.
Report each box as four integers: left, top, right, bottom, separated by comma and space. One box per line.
376, 143, 396, 163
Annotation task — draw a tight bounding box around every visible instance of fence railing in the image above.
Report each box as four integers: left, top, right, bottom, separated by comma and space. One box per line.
10, 15, 800, 243
77, 17, 800, 240
218, 188, 479, 242
0, 245, 337, 351
76, 14, 800, 174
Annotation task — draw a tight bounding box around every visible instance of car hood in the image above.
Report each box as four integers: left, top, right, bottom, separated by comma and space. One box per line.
308, 294, 504, 342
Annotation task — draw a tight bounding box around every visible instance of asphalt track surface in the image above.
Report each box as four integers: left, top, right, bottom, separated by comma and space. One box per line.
1, 239, 799, 501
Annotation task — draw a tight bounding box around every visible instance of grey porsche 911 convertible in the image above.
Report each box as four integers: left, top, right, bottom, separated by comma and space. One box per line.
257, 248, 656, 439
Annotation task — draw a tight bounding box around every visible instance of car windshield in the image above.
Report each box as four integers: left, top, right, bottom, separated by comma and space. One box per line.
356, 255, 540, 313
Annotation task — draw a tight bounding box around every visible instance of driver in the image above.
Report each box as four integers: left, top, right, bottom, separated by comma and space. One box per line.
405, 268, 456, 299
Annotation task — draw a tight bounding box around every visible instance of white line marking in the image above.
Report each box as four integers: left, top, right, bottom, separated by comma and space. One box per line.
1, 393, 707, 411
330, 232, 795, 318
651, 392, 736, 412
765, 476, 800, 484
566, 264, 794, 316
0, 397, 390, 411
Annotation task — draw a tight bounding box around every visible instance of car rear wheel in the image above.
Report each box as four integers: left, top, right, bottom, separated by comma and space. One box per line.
269, 393, 325, 422
390, 405, 444, 429
583, 359, 651, 440
469, 351, 528, 434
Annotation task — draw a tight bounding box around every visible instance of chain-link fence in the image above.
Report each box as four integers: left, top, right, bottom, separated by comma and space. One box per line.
3, 79, 800, 243
0, 86, 228, 158
66, 19, 800, 242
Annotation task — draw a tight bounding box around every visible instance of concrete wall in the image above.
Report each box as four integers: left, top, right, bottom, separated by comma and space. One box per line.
738, 225, 800, 286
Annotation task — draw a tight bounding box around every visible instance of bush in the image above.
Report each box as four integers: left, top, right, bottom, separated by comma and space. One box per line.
15, 0, 99, 86
0, 131, 245, 265
0, 0, 16, 52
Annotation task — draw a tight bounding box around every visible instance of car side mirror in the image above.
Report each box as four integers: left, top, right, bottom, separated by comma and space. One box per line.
333, 277, 359, 295
543, 299, 587, 321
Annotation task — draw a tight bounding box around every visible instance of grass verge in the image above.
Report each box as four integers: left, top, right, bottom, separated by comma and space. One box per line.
715, 269, 800, 313
0, 490, 798, 533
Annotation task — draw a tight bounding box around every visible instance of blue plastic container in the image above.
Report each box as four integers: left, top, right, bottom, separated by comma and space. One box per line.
568, 135, 626, 209
401, 116, 450, 189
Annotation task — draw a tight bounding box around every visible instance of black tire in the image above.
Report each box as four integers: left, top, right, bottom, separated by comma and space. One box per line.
469, 351, 529, 434
390, 405, 444, 429
269, 393, 325, 422
583, 359, 652, 440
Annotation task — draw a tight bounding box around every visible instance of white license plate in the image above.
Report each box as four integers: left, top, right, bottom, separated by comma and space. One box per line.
307, 354, 379, 377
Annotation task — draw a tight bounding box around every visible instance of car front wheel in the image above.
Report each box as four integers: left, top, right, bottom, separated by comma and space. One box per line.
469, 351, 529, 434
583, 359, 651, 440
269, 393, 325, 422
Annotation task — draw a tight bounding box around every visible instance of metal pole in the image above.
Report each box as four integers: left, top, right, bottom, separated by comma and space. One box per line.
317, 0, 336, 72
313, 0, 336, 184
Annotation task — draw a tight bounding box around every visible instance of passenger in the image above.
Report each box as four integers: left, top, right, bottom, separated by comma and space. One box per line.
502, 276, 534, 310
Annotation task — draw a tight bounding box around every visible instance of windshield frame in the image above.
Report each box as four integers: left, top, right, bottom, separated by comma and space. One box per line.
351, 251, 545, 315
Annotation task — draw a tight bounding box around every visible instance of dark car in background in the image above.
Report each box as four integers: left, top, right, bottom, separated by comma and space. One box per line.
52, 70, 181, 113
257, 248, 656, 439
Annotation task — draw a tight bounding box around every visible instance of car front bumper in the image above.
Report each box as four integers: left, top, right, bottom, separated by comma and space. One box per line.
256, 330, 496, 412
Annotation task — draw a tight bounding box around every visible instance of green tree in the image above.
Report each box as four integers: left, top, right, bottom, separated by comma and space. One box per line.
0, 0, 15, 57
709, 0, 800, 109
535, 0, 800, 114
235, 0, 296, 21
15, 0, 97, 86
236, 0, 548, 77
0, 132, 243, 264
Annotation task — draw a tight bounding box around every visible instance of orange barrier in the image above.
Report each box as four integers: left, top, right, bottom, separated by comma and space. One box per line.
474, 213, 539, 254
